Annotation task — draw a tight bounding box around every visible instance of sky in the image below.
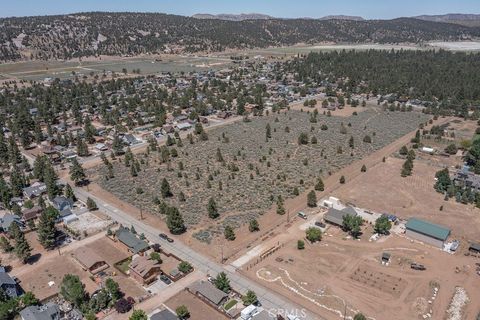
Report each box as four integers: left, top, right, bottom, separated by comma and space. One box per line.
0, 0, 479, 19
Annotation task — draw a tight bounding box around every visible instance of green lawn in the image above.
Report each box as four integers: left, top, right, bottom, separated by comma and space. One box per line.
223, 299, 238, 311
115, 257, 132, 274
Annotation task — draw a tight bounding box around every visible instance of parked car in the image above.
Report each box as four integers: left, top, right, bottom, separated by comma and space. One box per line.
160, 275, 172, 284
159, 233, 168, 240
166, 237, 174, 243
298, 212, 307, 219
314, 221, 326, 228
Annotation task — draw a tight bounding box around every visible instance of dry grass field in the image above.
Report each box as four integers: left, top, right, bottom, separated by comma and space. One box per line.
334, 156, 480, 240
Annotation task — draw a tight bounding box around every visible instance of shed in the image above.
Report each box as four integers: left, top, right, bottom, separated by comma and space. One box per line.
405, 218, 450, 248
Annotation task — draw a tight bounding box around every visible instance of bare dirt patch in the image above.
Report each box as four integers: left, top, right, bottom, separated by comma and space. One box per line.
334, 157, 480, 240
244, 230, 480, 320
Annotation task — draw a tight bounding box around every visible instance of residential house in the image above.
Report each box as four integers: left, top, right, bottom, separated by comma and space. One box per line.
0, 214, 23, 233
0, 270, 19, 298
52, 196, 73, 212
188, 280, 228, 306
323, 207, 357, 227
115, 227, 150, 254
23, 183, 47, 199
123, 134, 140, 146
149, 309, 179, 320
72, 247, 109, 274
129, 256, 162, 285
453, 169, 480, 192
22, 206, 43, 223
20, 303, 61, 320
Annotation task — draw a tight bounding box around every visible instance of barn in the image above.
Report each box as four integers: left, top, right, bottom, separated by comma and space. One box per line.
405, 218, 450, 248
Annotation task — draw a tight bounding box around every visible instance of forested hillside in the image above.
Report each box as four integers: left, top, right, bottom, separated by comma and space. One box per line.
1, 12, 479, 61
287, 50, 480, 108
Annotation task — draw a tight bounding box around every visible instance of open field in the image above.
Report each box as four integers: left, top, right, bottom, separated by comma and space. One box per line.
89, 108, 429, 245
334, 155, 480, 240
427, 41, 480, 51
244, 227, 480, 320
165, 289, 229, 320
0, 54, 232, 82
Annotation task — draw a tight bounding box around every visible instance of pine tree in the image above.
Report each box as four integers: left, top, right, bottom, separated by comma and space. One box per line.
112, 134, 124, 155
37, 206, 58, 249
0, 130, 8, 165
0, 175, 12, 209
161, 178, 172, 198
276, 195, 285, 215
166, 207, 186, 235
314, 177, 324, 191
10, 223, 32, 263
64, 184, 76, 201
224, 225, 236, 241
207, 197, 219, 219
44, 160, 58, 199
307, 190, 317, 207
8, 136, 21, 164
69, 158, 86, 186
249, 219, 259, 232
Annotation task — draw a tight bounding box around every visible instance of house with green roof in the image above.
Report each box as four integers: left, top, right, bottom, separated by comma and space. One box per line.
405, 218, 451, 248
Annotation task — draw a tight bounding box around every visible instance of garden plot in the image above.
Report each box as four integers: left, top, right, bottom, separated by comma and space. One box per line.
91, 109, 428, 243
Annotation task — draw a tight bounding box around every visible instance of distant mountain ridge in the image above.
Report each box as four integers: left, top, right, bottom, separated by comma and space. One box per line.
415, 14, 480, 27
1, 12, 480, 62
192, 13, 364, 21
192, 13, 273, 21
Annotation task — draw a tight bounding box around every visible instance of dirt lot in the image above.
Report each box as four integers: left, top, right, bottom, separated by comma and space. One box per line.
334, 156, 480, 240
165, 289, 229, 320
84, 237, 146, 298
15, 255, 98, 301
244, 227, 480, 320
84, 236, 130, 266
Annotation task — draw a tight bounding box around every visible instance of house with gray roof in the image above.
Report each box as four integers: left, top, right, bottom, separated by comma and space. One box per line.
0, 270, 19, 298
51, 196, 73, 212
150, 309, 179, 320
20, 302, 61, 320
0, 214, 23, 233
115, 227, 149, 254
188, 280, 228, 306
23, 183, 47, 199
323, 207, 357, 227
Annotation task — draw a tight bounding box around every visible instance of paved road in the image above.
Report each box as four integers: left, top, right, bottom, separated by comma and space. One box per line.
72, 186, 321, 320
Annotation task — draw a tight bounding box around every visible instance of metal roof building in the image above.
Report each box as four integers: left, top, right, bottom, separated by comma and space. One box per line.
405, 218, 451, 248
